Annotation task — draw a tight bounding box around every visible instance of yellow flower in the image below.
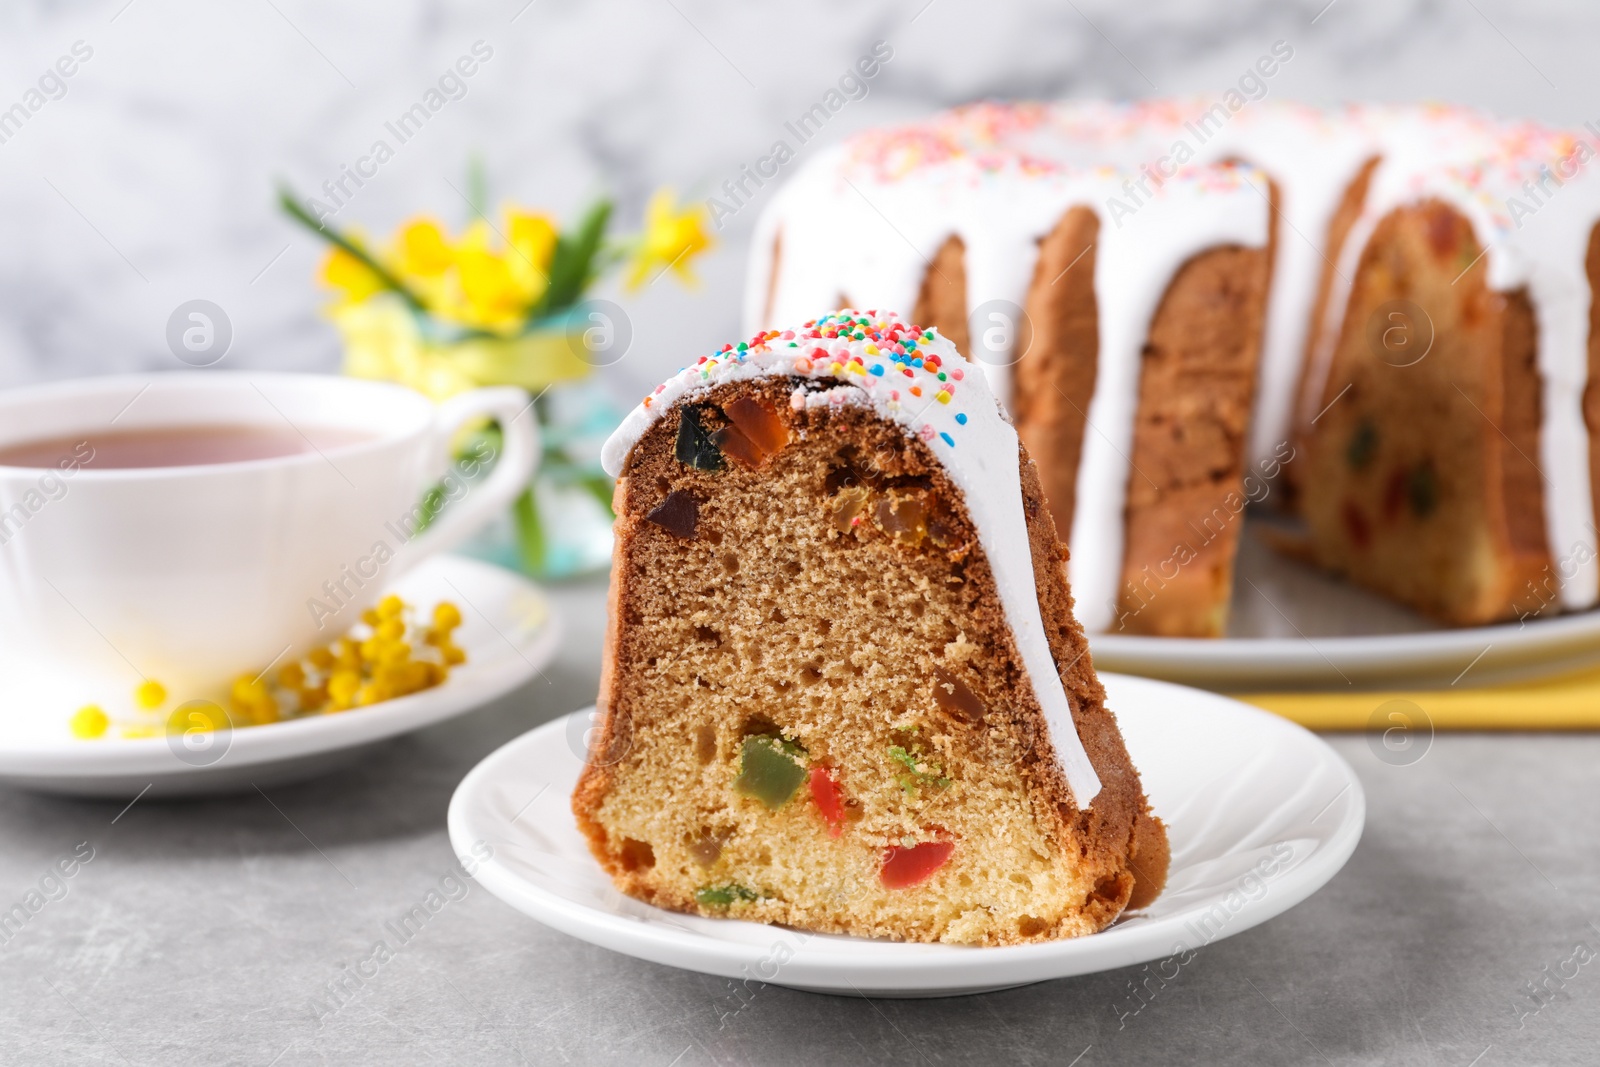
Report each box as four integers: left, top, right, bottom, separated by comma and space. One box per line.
506, 207, 556, 306
320, 238, 386, 305
135, 680, 167, 710
452, 220, 528, 331
395, 217, 455, 278
627, 189, 713, 290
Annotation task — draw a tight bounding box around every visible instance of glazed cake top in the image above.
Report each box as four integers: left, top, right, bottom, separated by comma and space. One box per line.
602, 310, 1104, 807
749, 100, 1600, 614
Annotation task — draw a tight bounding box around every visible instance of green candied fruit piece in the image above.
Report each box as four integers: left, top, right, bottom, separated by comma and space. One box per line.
888, 736, 952, 799
1408, 463, 1438, 517
1346, 418, 1378, 471
695, 883, 759, 908
734, 736, 807, 810
675, 407, 724, 471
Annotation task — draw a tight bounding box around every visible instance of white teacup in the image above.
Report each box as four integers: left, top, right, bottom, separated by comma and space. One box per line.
0, 372, 538, 701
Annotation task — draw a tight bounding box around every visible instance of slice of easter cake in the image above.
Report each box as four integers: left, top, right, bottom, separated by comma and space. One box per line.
572, 310, 1167, 945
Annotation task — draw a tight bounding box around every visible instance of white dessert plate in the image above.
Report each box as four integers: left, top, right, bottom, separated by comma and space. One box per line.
0, 556, 559, 798
447, 673, 1364, 997
1090, 521, 1600, 689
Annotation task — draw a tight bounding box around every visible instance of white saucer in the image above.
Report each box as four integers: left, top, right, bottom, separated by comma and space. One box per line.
447, 673, 1364, 997
1091, 522, 1600, 689
0, 556, 560, 797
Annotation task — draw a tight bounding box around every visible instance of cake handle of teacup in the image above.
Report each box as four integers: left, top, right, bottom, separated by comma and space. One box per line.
389, 386, 541, 575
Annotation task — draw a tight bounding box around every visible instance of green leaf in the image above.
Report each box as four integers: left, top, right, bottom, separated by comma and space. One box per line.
275, 183, 429, 313
512, 485, 546, 573
413, 484, 447, 535
465, 155, 489, 221
534, 199, 613, 318
576, 473, 616, 517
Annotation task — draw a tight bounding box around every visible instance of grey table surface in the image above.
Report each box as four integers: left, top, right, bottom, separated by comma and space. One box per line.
2, 573, 1597, 1067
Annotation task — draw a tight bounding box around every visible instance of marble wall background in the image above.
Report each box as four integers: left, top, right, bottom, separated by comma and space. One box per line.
0, 0, 1595, 401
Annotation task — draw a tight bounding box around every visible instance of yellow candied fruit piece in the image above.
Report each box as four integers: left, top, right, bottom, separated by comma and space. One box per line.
433, 602, 462, 631
328, 670, 361, 709
356, 684, 383, 706
440, 642, 466, 666
359, 636, 386, 662
71, 704, 109, 739
335, 638, 363, 670
361, 608, 382, 627
307, 646, 336, 671
376, 618, 406, 643
377, 594, 405, 619
134, 680, 167, 709
279, 662, 306, 689
378, 643, 411, 667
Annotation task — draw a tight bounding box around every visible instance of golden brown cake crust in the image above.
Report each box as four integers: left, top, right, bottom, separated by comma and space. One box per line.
912, 235, 973, 360
1115, 242, 1273, 636
573, 377, 1166, 945
1013, 207, 1101, 544
907, 213, 1272, 637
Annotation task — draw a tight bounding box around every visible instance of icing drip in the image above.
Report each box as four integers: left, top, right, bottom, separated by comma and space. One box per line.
601, 311, 1103, 807
745, 105, 1269, 630
749, 100, 1600, 617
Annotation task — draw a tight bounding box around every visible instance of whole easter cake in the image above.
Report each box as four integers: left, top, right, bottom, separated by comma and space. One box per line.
749, 99, 1600, 629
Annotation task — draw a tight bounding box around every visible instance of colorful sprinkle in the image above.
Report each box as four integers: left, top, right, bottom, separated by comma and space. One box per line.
628, 310, 980, 459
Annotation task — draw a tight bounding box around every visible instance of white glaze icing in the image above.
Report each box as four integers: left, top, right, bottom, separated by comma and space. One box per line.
601, 311, 1103, 807
748, 100, 1600, 617
745, 103, 1270, 630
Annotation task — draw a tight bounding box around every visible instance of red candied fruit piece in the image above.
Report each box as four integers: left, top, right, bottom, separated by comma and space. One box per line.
1381, 468, 1407, 523
1342, 500, 1371, 550
711, 398, 791, 470
809, 767, 846, 838
880, 840, 953, 890
711, 423, 764, 469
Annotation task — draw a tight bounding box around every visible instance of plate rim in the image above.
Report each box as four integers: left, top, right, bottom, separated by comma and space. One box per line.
447, 673, 1366, 993
1091, 607, 1600, 686
0, 556, 560, 779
